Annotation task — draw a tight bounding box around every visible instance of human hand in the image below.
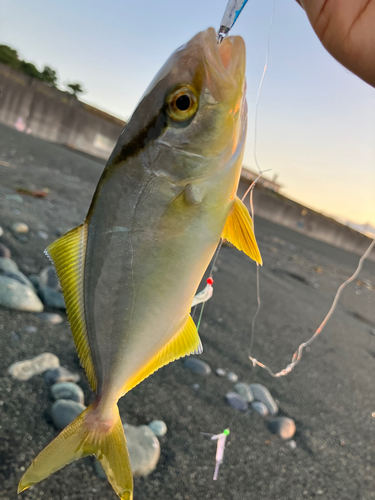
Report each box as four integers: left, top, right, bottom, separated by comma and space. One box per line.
297, 0, 375, 87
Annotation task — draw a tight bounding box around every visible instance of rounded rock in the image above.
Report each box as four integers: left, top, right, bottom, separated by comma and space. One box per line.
249, 383, 278, 415
269, 417, 296, 440
25, 325, 38, 334
225, 392, 248, 411
216, 368, 226, 377
0, 276, 44, 312
51, 400, 86, 430
234, 383, 254, 403
39, 285, 65, 309
183, 358, 211, 375
39, 265, 60, 291
37, 312, 63, 324
44, 366, 80, 384
8, 352, 60, 381
11, 222, 29, 234
0, 226, 3, 237
0, 243, 11, 258
124, 424, 160, 477
0, 258, 18, 273
148, 420, 167, 437
51, 382, 84, 404
227, 372, 238, 383
252, 401, 269, 417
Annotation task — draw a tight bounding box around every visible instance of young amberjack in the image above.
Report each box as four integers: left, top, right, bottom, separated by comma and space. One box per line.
18, 27, 261, 499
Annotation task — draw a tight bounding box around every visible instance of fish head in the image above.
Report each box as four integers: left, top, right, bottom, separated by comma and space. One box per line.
110, 28, 247, 183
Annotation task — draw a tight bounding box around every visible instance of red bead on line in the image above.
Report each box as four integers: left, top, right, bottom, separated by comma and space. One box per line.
207, 277, 214, 285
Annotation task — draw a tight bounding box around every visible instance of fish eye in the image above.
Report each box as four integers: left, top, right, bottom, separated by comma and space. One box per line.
167, 85, 198, 122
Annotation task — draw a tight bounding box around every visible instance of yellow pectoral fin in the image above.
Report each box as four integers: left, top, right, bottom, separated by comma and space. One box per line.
124, 315, 202, 394
45, 224, 97, 391
222, 196, 263, 265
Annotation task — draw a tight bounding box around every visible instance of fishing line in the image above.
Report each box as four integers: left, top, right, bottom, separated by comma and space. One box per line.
249, 237, 375, 377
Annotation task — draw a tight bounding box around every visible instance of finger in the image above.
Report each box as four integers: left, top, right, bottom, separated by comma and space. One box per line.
298, 0, 375, 87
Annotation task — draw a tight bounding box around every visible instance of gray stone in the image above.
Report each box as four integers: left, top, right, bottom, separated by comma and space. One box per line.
0, 226, 3, 237
0, 258, 18, 273
269, 417, 296, 440
37, 312, 63, 324
0, 275, 43, 312
252, 401, 269, 416
44, 366, 80, 384
6, 194, 23, 203
39, 265, 60, 291
123, 424, 160, 476
39, 285, 65, 309
51, 382, 84, 404
192, 383, 200, 390
183, 358, 211, 375
370, 328, 375, 336
8, 352, 60, 381
0, 243, 11, 258
225, 392, 248, 411
234, 383, 254, 403
216, 368, 226, 377
11, 222, 29, 233
148, 420, 167, 437
2, 269, 34, 289
287, 440, 297, 449
227, 372, 238, 383
24, 325, 38, 334
249, 383, 278, 415
16, 235, 28, 243
51, 400, 86, 430
28, 274, 40, 290
37, 230, 48, 240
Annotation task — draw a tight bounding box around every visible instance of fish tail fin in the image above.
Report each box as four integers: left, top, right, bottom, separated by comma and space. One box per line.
18, 404, 133, 500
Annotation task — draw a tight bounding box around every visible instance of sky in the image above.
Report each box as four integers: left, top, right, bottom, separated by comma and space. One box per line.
1, 0, 375, 227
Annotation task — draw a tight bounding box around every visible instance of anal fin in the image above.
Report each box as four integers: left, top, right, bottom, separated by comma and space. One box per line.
222, 196, 262, 265
45, 224, 97, 391
124, 315, 202, 394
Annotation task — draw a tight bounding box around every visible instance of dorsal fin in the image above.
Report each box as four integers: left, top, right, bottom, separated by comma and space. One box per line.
123, 315, 202, 394
45, 224, 97, 391
222, 196, 263, 265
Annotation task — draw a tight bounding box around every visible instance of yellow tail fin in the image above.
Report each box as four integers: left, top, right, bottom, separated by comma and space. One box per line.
18, 404, 133, 500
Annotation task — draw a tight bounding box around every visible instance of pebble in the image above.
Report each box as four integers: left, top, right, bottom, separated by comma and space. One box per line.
0, 275, 44, 312
39, 265, 60, 291
0, 243, 11, 258
16, 235, 28, 243
2, 269, 34, 289
287, 440, 297, 449
148, 420, 167, 437
28, 274, 40, 290
225, 392, 248, 411
37, 230, 48, 240
216, 368, 226, 377
370, 328, 375, 336
227, 372, 238, 383
37, 312, 63, 324
38, 285, 65, 309
96, 424, 160, 478
25, 325, 38, 334
0, 257, 18, 273
192, 383, 200, 390
249, 383, 278, 415
234, 383, 254, 403
8, 352, 60, 381
6, 194, 23, 203
269, 417, 296, 440
44, 366, 80, 384
183, 358, 211, 375
0, 226, 3, 237
11, 222, 29, 234
252, 401, 269, 416
51, 382, 84, 404
51, 399, 86, 430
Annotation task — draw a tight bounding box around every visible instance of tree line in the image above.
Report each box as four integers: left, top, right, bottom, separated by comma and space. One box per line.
0, 44, 85, 96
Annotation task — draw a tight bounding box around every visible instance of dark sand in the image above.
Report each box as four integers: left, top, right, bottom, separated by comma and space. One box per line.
0, 123, 374, 500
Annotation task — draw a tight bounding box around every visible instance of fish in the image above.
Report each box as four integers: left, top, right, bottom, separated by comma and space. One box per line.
18, 27, 262, 500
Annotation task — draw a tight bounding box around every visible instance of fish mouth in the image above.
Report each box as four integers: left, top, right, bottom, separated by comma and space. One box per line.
202, 27, 246, 101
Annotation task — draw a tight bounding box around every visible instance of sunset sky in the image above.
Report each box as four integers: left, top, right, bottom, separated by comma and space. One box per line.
2, 0, 375, 227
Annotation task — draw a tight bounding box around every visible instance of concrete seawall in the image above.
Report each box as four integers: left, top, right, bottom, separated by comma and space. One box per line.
237, 182, 375, 262
0, 63, 124, 159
